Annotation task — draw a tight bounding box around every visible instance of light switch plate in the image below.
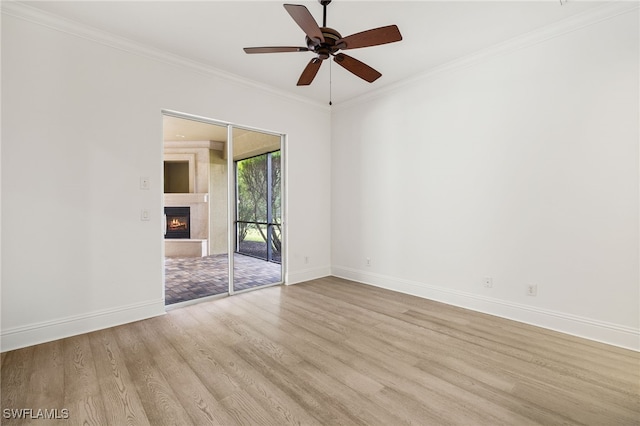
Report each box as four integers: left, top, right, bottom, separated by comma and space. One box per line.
140, 176, 150, 190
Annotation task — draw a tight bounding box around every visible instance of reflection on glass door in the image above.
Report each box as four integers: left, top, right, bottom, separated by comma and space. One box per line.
232, 128, 283, 293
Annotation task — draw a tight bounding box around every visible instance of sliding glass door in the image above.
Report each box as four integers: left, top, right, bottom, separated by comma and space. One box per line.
162, 111, 284, 306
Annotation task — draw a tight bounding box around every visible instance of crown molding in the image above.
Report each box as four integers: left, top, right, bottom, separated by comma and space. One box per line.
335, 1, 639, 110
1, 0, 330, 112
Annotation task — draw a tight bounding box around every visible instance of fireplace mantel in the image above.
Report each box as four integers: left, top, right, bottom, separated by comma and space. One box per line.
164, 193, 208, 205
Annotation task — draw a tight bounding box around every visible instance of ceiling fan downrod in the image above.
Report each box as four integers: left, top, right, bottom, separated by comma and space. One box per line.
319, 0, 333, 106
320, 0, 331, 27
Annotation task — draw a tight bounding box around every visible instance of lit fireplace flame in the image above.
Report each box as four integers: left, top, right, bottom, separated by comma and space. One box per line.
168, 217, 187, 230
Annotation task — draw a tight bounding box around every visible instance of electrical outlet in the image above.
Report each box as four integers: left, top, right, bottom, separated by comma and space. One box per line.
527, 284, 538, 296
483, 277, 493, 288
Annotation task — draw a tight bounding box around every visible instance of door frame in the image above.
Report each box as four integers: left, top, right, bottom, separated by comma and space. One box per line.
161, 109, 287, 303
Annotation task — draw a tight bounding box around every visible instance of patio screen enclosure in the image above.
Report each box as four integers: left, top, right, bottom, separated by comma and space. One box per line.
235, 151, 282, 263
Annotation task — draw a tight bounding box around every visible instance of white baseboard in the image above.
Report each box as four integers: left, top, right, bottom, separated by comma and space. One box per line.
1, 299, 166, 352
286, 266, 332, 285
332, 266, 639, 351
4, 270, 636, 352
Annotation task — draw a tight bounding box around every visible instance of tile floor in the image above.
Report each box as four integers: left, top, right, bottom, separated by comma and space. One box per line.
164, 253, 282, 305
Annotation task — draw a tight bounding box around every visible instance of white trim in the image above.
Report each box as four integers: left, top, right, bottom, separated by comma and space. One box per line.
227, 124, 235, 296
331, 266, 640, 352
0, 299, 165, 352
335, 1, 640, 110
1, 1, 329, 112
286, 266, 332, 285
162, 110, 286, 140
280, 133, 288, 287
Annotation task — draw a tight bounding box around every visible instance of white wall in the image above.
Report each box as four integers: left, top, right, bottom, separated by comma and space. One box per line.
1, 10, 331, 351
331, 9, 639, 350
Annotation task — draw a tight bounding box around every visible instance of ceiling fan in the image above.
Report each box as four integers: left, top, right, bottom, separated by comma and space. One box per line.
243, 0, 402, 86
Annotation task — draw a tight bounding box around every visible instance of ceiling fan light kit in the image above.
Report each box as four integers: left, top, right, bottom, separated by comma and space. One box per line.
243, 0, 402, 88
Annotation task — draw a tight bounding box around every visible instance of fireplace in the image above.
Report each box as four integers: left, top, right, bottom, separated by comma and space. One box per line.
165, 207, 190, 239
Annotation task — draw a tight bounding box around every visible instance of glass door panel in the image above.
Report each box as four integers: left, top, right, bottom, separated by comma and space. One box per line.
232, 127, 283, 293
162, 114, 229, 305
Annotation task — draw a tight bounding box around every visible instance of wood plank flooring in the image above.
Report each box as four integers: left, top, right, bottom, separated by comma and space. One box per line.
1, 277, 639, 425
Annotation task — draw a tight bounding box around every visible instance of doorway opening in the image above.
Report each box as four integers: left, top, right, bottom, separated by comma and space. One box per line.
162, 112, 284, 306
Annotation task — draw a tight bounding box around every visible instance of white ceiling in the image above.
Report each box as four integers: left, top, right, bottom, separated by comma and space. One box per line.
163, 115, 228, 141
20, 0, 604, 105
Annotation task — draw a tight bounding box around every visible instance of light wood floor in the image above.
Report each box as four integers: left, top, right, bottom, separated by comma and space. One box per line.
1, 277, 639, 425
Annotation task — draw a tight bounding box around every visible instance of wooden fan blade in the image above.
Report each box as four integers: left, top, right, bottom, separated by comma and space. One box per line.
336, 25, 402, 50
297, 57, 323, 86
284, 4, 325, 44
244, 46, 309, 54
333, 53, 381, 83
